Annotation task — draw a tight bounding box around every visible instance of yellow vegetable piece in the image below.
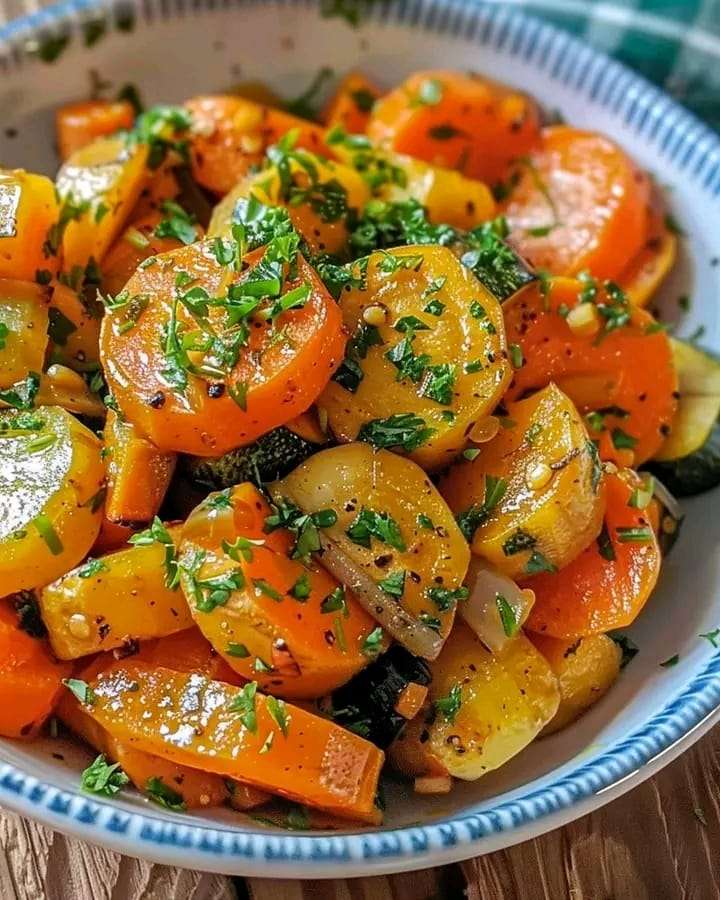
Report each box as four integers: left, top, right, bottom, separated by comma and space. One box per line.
208, 152, 369, 256
104, 410, 176, 525
272, 442, 470, 659
0, 406, 104, 594
389, 623, 559, 780
381, 152, 496, 230
619, 210, 677, 308
56, 136, 149, 272
48, 282, 101, 372
0, 279, 50, 389
529, 633, 621, 734
179, 483, 381, 699
35, 364, 105, 418
39, 526, 192, 660
319, 245, 511, 470
654, 339, 720, 461
440, 383, 605, 579
87, 661, 384, 823
0, 169, 59, 281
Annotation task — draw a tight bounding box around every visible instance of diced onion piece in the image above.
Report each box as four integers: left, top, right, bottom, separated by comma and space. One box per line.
566, 301, 600, 337
460, 557, 534, 653
394, 682, 429, 720
414, 775, 453, 795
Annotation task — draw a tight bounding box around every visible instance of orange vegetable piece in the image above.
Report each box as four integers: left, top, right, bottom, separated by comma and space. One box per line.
0, 170, 59, 281
132, 627, 245, 686
100, 241, 346, 455
322, 72, 381, 134
88, 661, 384, 823
618, 207, 677, 308
368, 70, 540, 186
0, 603, 71, 738
56, 100, 135, 161
92, 518, 135, 555
179, 483, 381, 698
60, 652, 265, 810
503, 277, 678, 465
525, 470, 661, 639
185, 96, 333, 196
502, 126, 650, 280
104, 409, 176, 525
101, 210, 202, 297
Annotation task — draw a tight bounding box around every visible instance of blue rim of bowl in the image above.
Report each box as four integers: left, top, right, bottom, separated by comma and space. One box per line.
0, 0, 719, 872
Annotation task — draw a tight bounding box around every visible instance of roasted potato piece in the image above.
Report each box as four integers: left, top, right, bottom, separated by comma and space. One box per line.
440, 383, 605, 579
56, 136, 148, 272
272, 442, 470, 659
0, 169, 59, 281
0, 279, 50, 388
319, 245, 511, 470
179, 483, 381, 698
39, 524, 192, 660
389, 623, 559, 779
529, 633, 621, 734
0, 406, 104, 594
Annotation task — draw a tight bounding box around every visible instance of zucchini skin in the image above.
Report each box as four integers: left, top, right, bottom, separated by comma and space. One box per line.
648, 422, 720, 497
182, 426, 319, 489
329, 645, 431, 749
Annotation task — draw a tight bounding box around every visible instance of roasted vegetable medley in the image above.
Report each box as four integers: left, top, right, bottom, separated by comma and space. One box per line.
0, 68, 717, 827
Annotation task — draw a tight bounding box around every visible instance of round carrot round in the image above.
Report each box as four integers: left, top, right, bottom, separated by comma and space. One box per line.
368, 70, 540, 187
502, 126, 650, 280
503, 277, 678, 466
100, 240, 346, 455
524, 470, 661, 639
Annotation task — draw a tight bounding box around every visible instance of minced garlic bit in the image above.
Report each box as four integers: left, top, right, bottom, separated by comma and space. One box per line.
67, 612, 91, 640
362, 304, 387, 326
566, 302, 601, 338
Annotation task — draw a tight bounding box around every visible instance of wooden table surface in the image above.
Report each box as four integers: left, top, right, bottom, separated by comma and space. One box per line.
1, 721, 717, 900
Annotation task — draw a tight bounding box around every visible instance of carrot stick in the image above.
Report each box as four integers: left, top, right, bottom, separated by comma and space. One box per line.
87, 661, 384, 822
56, 100, 135, 161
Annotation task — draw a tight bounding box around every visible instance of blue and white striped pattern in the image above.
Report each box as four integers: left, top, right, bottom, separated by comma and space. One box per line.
0, 0, 718, 875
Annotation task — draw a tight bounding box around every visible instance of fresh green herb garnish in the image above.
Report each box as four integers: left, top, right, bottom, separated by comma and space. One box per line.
320, 586, 348, 616
360, 626, 384, 657
228, 681, 258, 732
265, 696, 290, 736
33, 514, 63, 555
289, 572, 312, 601
81, 755, 129, 796
226, 642, 251, 658
435, 683, 462, 723
525, 550, 558, 575
346, 507, 406, 551
456, 475, 507, 542
128, 517, 179, 589
77, 558, 109, 579
428, 585, 468, 611
378, 569, 405, 598
357, 413, 435, 452
145, 777, 186, 811
496, 593, 520, 637
63, 678, 95, 705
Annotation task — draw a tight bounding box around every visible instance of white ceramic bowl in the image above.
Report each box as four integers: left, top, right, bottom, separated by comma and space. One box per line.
0, 0, 719, 877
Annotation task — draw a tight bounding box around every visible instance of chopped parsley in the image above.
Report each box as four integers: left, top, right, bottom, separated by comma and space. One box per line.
525, 550, 558, 575
33, 514, 63, 555
228, 681, 258, 732
63, 678, 95, 705
360, 626, 384, 657
264, 498, 337, 561
428, 585, 468, 611
128, 517, 179, 589
265, 696, 290, 736
346, 507, 406, 551
320, 586, 348, 616
154, 200, 198, 245
145, 777, 186, 811
502, 529, 536, 556
378, 569, 405, 598
456, 475, 507, 542
81, 755, 129, 796
226, 642, 250, 658
357, 413, 435, 452
289, 572, 312, 601
434, 683, 462, 723
496, 593, 520, 637
77, 558, 109, 579
611, 633, 639, 668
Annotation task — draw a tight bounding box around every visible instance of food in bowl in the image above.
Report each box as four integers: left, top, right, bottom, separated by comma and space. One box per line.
0, 68, 716, 828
